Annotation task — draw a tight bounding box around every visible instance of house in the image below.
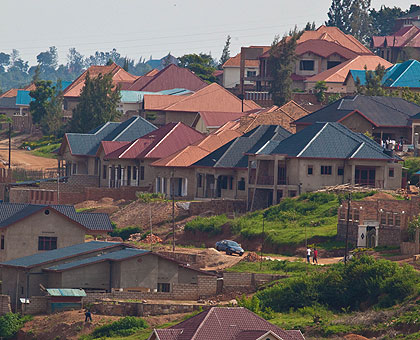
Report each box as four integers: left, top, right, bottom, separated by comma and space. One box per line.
304, 55, 392, 93
0, 203, 113, 262
191, 111, 248, 133
142, 83, 260, 127
394, 8, 420, 30
193, 125, 291, 200
62, 63, 139, 117
254, 26, 373, 91
371, 25, 420, 63
148, 307, 305, 340
127, 64, 208, 92
0, 241, 216, 310
151, 128, 242, 199
58, 116, 156, 187
146, 53, 179, 70
95, 122, 204, 190
337, 195, 420, 248
293, 95, 420, 143
247, 122, 402, 210
222, 46, 270, 89
345, 59, 420, 93
118, 88, 193, 118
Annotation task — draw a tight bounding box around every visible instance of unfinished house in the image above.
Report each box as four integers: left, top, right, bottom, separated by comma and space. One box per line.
247, 122, 402, 210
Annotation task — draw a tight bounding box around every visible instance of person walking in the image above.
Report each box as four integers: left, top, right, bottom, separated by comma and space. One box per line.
85, 310, 92, 322
313, 248, 318, 264
306, 247, 311, 263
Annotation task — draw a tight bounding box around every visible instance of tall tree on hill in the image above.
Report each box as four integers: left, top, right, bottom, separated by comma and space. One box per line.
268, 28, 302, 106
178, 53, 217, 83
304, 22, 316, 31
29, 80, 64, 135
356, 64, 386, 96
370, 6, 403, 36
326, 0, 352, 33
219, 35, 231, 69
70, 72, 121, 133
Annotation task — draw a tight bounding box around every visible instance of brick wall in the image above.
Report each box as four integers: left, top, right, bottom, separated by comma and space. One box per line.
157, 251, 205, 268
0, 295, 11, 315
23, 296, 49, 315
186, 200, 247, 216
197, 275, 218, 297
401, 242, 417, 255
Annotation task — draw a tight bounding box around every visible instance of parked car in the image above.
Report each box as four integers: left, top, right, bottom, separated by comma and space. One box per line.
215, 240, 244, 256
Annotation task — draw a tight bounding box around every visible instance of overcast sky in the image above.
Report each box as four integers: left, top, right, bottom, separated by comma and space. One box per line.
0, 0, 417, 66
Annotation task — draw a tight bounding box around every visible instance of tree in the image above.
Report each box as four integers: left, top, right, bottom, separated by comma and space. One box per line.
314, 81, 328, 103
268, 28, 303, 106
29, 80, 64, 135
178, 53, 217, 83
326, 0, 352, 33
348, 0, 373, 45
370, 6, 403, 36
304, 22, 316, 31
0, 53, 10, 73
70, 72, 121, 133
219, 35, 231, 69
36, 46, 58, 71
67, 48, 85, 76
356, 64, 386, 96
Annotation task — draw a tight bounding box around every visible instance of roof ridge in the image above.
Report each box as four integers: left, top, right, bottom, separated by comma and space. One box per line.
296, 123, 329, 157
391, 59, 415, 85
143, 123, 180, 158
191, 308, 214, 340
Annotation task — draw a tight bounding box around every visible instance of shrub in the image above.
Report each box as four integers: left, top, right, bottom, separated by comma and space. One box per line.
0, 313, 31, 338
184, 215, 228, 235
257, 255, 419, 312
110, 226, 141, 240
88, 316, 148, 339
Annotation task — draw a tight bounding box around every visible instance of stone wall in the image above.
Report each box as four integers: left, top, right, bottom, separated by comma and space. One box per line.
222, 272, 284, 289
0, 295, 11, 315
185, 200, 247, 216
401, 242, 418, 255
157, 251, 205, 268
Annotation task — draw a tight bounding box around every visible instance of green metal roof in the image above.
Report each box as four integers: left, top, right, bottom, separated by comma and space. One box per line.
47, 288, 86, 297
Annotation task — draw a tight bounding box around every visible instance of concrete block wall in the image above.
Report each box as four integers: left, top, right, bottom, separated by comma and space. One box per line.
173, 283, 199, 300
197, 276, 218, 297
23, 296, 49, 315
0, 295, 11, 315
222, 272, 282, 289
401, 242, 417, 255
187, 200, 247, 216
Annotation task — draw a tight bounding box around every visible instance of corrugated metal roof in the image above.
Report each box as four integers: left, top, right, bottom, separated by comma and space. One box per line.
45, 248, 149, 272
0, 241, 122, 268
47, 288, 86, 297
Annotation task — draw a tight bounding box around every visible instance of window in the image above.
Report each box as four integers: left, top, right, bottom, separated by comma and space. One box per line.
238, 178, 245, 191
321, 166, 332, 175
353, 209, 359, 222
1, 235, 4, 250
220, 176, 228, 190
289, 190, 297, 197
140, 166, 145, 180
157, 283, 170, 292
72, 163, 77, 175
387, 213, 393, 226
395, 214, 401, 227
380, 213, 386, 225
38, 237, 57, 251
338, 167, 344, 176
246, 70, 257, 77
307, 166, 313, 175
133, 166, 137, 180
299, 60, 314, 71
389, 168, 394, 178
197, 174, 203, 188
229, 176, 233, 190
327, 61, 341, 69
102, 165, 107, 179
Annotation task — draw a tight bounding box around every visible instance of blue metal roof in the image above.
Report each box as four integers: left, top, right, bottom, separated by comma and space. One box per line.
47, 288, 86, 297
45, 248, 149, 272
16, 81, 73, 106
0, 241, 122, 268
349, 60, 420, 88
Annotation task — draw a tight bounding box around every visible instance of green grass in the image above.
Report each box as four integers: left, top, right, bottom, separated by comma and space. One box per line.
226, 259, 320, 276
31, 143, 60, 158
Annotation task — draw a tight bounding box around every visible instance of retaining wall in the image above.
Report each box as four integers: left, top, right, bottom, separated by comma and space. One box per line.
0, 295, 11, 315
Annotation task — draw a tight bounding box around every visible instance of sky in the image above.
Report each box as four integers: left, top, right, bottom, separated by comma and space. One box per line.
0, 0, 417, 66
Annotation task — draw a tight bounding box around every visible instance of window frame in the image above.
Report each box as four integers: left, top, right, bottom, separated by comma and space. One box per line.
299, 60, 315, 71
307, 165, 313, 175
38, 236, 57, 251
321, 165, 332, 175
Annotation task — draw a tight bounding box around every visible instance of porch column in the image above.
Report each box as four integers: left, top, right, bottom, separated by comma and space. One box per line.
121, 167, 125, 187
115, 167, 118, 187
273, 157, 279, 205
108, 167, 111, 188
351, 164, 355, 185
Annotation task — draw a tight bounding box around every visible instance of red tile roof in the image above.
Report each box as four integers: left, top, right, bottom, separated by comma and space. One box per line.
153, 307, 305, 340
99, 122, 203, 160
144, 83, 260, 113
128, 64, 208, 92
144, 68, 160, 76
198, 111, 248, 128
372, 25, 420, 48
296, 39, 359, 59
0, 88, 19, 98
151, 128, 242, 168
305, 55, 392, 83
63, 63, 139, 98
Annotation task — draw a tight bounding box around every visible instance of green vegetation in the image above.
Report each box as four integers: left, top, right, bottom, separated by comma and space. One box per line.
404, 157, 420, 185
136, 192, 166, 202
185, 214, 229, 235
0, 313, 32, 339
257, 255, 418, 312
20, 135, 60, 150
79, 317, 148, 340
31, 143, 60, 158
110, 226, 147, 241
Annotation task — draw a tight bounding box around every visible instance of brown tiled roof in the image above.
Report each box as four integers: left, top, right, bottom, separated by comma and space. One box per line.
99, 122, 203, 160
305, 55, 392, 83
63, 63, 138, 98
153, 307, 304, 340
144, 68, 160, 76
0, 88, 19, 98
143, 95, 187, 110
198, 111, 248, 128
128, 64, 208, 92
372, 25, 420, 48
296, 39, 358, 59
151, 129, 241, 168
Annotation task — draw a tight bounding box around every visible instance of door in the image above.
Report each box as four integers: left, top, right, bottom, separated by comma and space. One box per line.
355, 167, 376, 187
367, 226, 376, 248
127, 166, 131, 186
278, 167, 286, 185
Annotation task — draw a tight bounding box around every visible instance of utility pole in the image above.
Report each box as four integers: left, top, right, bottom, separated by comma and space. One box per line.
57, 172, 60, 204
344, 192, 352, 264
260, 213, 265, 270
172, 169, 175, 252
8, 122, 11, 169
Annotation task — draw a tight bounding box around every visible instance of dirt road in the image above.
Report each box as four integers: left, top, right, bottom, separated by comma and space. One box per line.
265, 254, 343, 265
0, 135, 57, 170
